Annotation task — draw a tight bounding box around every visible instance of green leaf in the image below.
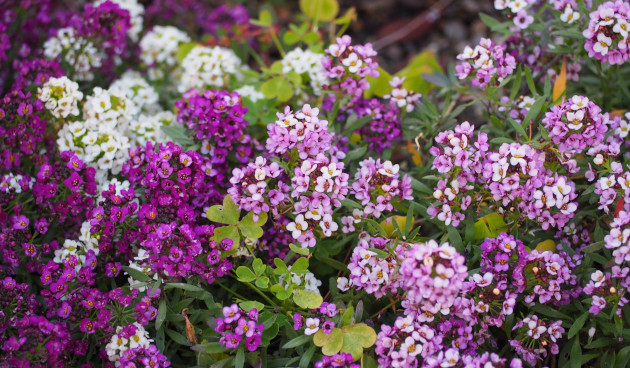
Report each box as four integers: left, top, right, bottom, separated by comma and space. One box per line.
239, 211, 268, 239
524, 66, 537, 95
283, 31, 301, 45
293, 289, 323, 309
161, 124, 194, 146
446, 226, 464, 253
234, 346, 245, 368
255, 276, 269, 288
343, 115, 374, 136
273, 258, 288, 275
123, 266, 150, 282
156, 300, 167, 331
510, 66, 523, 101
206, 195, 240, 225
282, 334, 313, 349
164, 283, 205, 292
340, 306, 354, 326
299, 345, 317, 368
507, 117, 528, 138
211, 226, 240, 250
261, 76, 293, 102
299, 0, 339, 22
570, 337, 582, 368
236, 266, 256, 282
340, 323, 377, 360
479, 13, 501, 30
313, 328, 343, 355
315, 255, 349, 272
192, 342, 226, 354
251, 10, 272, 27
568, 312, 589, 339
395, 50, 443, 95
344, 146, 368, 162
364, 67, 392, 98
521, 96, 546, 128
252, 258, 266, 276
165, 328, 192, 346
290, 243, 310, 256
239, 300, 265, 312
176, 42, 198, 63
291, 257, 310, 273
474, 213, 508, 240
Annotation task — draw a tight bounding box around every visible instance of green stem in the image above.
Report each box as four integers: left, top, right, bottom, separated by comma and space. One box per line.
269, 27, 285, 57
243, 280, 277, 307
215, 279, 248, 301
369, 298, 399, 319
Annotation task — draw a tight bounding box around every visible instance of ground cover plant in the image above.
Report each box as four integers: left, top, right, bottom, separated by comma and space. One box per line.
3, 0, 630, 367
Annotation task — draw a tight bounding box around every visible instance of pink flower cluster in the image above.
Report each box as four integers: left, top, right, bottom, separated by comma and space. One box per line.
322, 35, 379, 98
523, 250, 581, 306
345, 234, 403, 298
456, 38, 517, 89
429, 122, 579, 230
542, 95, 608, 153
228, 157, 287, 221
266, 104, 333, 160
584, 265, 630, 316
287, 154, 349, 247
428, 122, 488, 227
348, 158, 412, 218
375, 316, 437, 367
594, 166, 630, 214
583, 0, 630, 65
399, 240, 468, 319
510, 315, 564, 366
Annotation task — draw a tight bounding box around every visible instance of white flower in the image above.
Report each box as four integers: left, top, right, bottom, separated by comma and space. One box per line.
178, 46, 243, 93
593, 33, 613, 56
337, 277, 350, 292
508, 0, 528, 13
321, 162, 342, 179
110, 71, 160, 115
342, 52, 362, 74
560, 6, 580, 24
304, 318, 320, 335
472, 272, 493, 287
305, 206, 323, 221
281, 48, 328, 95
378, 161, 399, 177
235, 85, 265, 102
38, 76, 83, 118
616, 119, 630, 138
591, 270, 605, 287
140, 25, 191, 67
319, 214, 338, 237
566, 110, 584, 130
286, 215, 308, 239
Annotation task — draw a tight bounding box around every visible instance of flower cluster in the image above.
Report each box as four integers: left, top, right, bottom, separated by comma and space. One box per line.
216, 304, 263, 352
228, 157, 287, 220
129, 111, 176, 146
105, 323, 154, 366
266, 104, 333, 159
322, 35, 379, 98
178, 46, 242, 93
456, 38, 517, 89
510, 315, 564, 365
315, 353, 359, 368
344, 234, 403, 297
140, 25, 191, 80
384, 76, 422, 113
293, 301, 339, 335
37, 76, 83, 119
349, 158, 412, 218
524, 250, 582, 306
583, 1, 630, 65
542, 95, 608, 153
375, 316, 436, 367
399, 240, 468, 318
282, 48, 328, 95
428, 122, 488, 227
110, 71, 160, 115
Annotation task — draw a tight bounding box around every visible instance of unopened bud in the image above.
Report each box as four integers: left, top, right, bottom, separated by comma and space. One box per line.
594, 154, 604, 165
492, 288, 501, 296
610, 286, 617, 294
532, 267, 539, 274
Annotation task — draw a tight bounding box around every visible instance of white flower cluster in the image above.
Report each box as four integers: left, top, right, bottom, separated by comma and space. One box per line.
235, 85, 264, 102
494, 0, 534, 13
140, 25, 191, 68
129, 110, 175, 146
96, 0, 145, 42
106, 323, 152, 366
37, 76, 83, 119
110, 71, 160, 115
291, 272, 323, 294
53, 221, 100, 269
43, 28, 102, 81
57, 87, 136, 183
282, 48, 328, 95
0, 173, 34, 194
178, 45, 243, 93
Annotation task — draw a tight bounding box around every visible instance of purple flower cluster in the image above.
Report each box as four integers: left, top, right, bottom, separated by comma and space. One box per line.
293, 302, 339, 336
583, 0, 630, 65
315, 353, 358, 368
399, 240, 468, 319
345, 234, 404, 297
120, 142, 231, 281
322, 35, 379, 98
11, 57, 65, 92
375, 316, 436, 367
456, 38, 517, 89
542, 95, 608, 153
216, 304, 263, 352
584, 265, 630, 316
510, 315, 564, 366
